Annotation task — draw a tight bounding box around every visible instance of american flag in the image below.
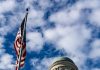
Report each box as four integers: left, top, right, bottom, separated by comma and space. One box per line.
14, 12, 28, 70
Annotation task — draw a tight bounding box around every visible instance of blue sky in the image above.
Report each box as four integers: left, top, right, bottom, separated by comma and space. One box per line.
0, 0, 100, 70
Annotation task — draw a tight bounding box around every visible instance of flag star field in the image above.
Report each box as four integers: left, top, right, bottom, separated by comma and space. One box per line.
0, 0, 100, 70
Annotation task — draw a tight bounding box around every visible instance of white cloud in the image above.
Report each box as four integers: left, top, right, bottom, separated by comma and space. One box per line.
0, 14, 6, 26
57, 25, 91, 52
27, 32, 44, 52
27, 8, 45, 30
44, 24, 92, 52
0, 26, 11, 36
0, 37, 15, 70
49, 0, 100, 27
89, 39, 100, 58
49, 9, 80, 26
0, 36, 6, 59
0, 14, 8, 36
24, 0, 52, 10
0, 0, 16, 13
75, 0, 100, 9
75, 0, 100, 27
0, 37, 5, 48
0, 14, 20, 36
38, 0, 52, 10
0, 54, 15, 70
92, 68, 100, 70
89, 9, 100, 26
24, 0, 34, 8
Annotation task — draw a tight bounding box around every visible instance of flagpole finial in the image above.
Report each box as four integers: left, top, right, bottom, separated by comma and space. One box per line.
26, 7, 30, 12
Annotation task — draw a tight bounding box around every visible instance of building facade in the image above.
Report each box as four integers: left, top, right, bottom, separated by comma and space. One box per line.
49, 57, 78, 70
